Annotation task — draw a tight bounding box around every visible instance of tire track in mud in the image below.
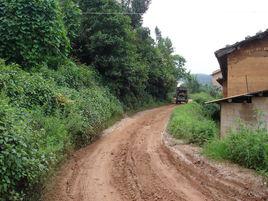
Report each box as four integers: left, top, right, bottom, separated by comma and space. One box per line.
43, 105, 268, 201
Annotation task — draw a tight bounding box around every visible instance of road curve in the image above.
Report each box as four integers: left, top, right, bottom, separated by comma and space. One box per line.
44, 105, 268, 201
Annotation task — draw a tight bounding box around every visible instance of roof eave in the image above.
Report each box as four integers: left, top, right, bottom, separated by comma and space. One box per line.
214, 29, 268, 81
206, 89, 268, 104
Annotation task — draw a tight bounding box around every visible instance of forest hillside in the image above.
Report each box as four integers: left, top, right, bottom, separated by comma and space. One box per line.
0, 0, 187, 200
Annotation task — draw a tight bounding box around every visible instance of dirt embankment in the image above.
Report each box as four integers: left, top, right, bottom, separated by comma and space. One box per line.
43, 105, 268, 201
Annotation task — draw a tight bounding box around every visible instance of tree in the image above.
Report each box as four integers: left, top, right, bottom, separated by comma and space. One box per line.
173, 54, 187, 80
155, 26, 162, 42
60, 0, 82, 46
0, 0, 70, 68
76, 0, 148, 106
121, 0, 151, 28
135, 26, 187, 100
184, 75, 201, 94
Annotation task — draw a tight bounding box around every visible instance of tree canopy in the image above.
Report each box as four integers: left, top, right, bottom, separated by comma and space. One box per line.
121, 0, 151, 27
74, 0, 187, 106
0, 0, 70, 68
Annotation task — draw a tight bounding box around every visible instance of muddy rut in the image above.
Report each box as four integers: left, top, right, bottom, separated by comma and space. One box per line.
44, 105, 268, 201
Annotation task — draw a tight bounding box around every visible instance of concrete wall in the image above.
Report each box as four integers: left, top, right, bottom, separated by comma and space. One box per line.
227, 39, 268, 97
220, 97, 268, 137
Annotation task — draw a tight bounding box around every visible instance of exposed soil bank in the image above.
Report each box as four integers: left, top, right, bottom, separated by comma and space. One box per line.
43, 105, 268, 201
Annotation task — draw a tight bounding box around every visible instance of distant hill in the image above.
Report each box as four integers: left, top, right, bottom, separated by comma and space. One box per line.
193, 74, 212, 85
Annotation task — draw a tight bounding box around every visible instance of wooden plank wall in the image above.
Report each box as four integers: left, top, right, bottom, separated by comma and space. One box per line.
222, 80, 227, 97
227, 39, 268, 97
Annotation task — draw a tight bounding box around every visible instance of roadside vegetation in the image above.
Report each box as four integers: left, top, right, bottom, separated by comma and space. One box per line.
0, 0, 188, 200
168, 84, 220, 146
168, 102, 218, 145
169, 78, 268, 176
204, 120, 268, 175
0, 60, 124, 200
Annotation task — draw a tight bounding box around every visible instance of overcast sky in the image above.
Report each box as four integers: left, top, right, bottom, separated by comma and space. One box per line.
143, 0, 268, 74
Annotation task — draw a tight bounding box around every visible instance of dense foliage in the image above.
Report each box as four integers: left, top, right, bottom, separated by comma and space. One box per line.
204, 125, 268, 174
76, 0, 148, 106
0, 0, 187, 199
0, 0, 70, 68
135, 27, 186, 101
121, 0, 151, 27
190, 92, 220, 121
0, 60, 123, 200
74, 0, 186, 107
60, 0, 82, 45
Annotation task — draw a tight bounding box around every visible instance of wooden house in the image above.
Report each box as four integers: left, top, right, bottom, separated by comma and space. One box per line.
209, 30, 268, 137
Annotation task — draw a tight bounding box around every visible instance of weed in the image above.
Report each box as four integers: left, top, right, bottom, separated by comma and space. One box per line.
168, 102, 218, 146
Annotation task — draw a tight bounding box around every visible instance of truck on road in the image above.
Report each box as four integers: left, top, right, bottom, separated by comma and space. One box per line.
175, 87, 188, 104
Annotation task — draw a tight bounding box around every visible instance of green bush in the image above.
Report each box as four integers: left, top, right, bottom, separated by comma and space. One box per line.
168, 102, 218, 145
0, 60, 123, 199
190, 92, 220, 121
0, 95, 48, 200
0, 0, 70, 68
32, 110, 72, 156
65, 87, 123, 146
37, 60, 99, 90
60, 0, 82, 44
0, 63, 57, 114
204, 127, 268, 172
190, 92, 213, 104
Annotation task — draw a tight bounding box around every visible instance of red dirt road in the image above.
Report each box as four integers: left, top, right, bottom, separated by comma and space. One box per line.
44, 105, 268, 201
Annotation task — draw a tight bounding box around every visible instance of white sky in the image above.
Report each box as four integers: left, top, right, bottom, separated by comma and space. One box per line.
143, 0, 268, 74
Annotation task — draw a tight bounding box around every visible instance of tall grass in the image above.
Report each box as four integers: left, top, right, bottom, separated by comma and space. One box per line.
204, 125, 268, 172
190, 92, 220, 121
168, 102, 218, 145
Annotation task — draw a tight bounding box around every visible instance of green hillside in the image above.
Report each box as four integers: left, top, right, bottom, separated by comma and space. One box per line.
194, 74, 212, 85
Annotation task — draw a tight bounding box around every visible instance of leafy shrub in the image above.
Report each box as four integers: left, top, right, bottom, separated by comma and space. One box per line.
168, 102, 218, 145
191, 92, 220, 121
65, 87, 123, 146
60, 0, 82, 44
0, 60, 123, 199
0, 62, 57, 114
0, 0, 186, 199
204, 126, 268, 172
37, 61, 124, 146
0, 95, 48, 200
32, 110, 72, 156
190, 92, 213, 104
37, 60, 99, 90
0, 0, 70, 68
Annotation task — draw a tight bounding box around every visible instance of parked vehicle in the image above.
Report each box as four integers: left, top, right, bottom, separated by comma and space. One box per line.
176, 87, 188, 104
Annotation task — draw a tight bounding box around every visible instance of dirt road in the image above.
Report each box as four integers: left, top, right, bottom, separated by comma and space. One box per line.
44, 105, 268, 201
